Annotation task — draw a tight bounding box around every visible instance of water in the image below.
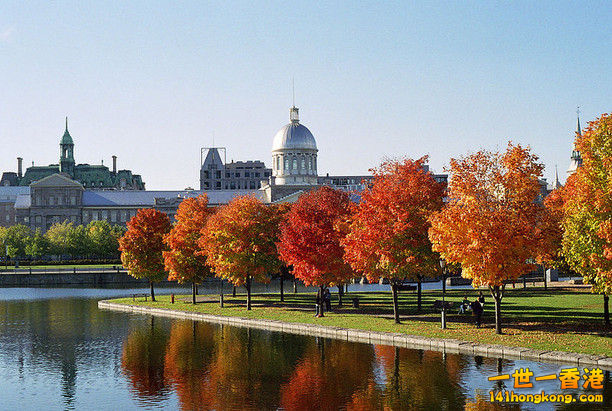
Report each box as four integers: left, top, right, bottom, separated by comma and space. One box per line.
0, 287, 609, 410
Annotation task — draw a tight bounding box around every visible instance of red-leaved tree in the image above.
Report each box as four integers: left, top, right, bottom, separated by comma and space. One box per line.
200, 196, 283, 310
119, 208, 171, 301
343, 157, 445, 323
164, 195, 213, 304
278, 186, 353, 316
429, 143, 546, 334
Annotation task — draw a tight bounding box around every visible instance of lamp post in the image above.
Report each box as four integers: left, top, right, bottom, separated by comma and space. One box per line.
439, 258, 447, 329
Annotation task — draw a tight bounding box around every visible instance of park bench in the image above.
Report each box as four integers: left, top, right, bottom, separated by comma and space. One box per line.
433, 300, 453, 310
132, 293, 149, 302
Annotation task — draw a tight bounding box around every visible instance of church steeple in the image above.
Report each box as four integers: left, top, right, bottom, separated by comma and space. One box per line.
60, 116, 75, 176
567, 108, 583, 175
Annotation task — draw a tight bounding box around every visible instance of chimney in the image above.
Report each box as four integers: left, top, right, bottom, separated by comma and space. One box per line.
17, 157, 23, 178
112, 155, 117, 174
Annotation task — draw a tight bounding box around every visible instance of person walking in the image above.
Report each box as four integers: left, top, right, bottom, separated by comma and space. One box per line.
324, 287, 332, 312
458, 296, 470, 314
471, 299, 483, 328
478, 291, 485, 306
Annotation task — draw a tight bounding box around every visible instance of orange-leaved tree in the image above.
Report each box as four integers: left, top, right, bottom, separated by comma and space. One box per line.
200, 195, 283, 310
278, 186, 353, 315
429, 143, 546, 334
343, 157, 445, 323
163, 195, 214, 304
562, 113, 612, 325
119, 208, 171, 301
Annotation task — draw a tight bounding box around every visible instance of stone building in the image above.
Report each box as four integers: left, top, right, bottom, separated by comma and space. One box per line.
11, 173, 261, 232
199, 148, 271, 190
1, 118, 145, 190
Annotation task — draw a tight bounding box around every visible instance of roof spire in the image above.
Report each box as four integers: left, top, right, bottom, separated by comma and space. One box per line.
65, 116, 68, 132
576, 106, 581, 137
554, 165, 561, 188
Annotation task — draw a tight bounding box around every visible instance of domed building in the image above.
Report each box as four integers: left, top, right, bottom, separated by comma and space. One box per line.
271, 106, 318, 185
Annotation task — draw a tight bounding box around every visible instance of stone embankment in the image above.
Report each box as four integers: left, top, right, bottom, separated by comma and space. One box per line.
98, 300, 612, 371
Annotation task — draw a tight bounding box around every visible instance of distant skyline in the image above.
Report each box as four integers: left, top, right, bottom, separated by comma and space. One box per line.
1, 1, 610, 189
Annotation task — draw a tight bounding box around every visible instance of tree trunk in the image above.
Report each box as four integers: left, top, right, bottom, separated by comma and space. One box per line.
417, 278, 422, 313
192, 282, 197, 304
391, 282, 400, 324
150, 281, 156, 302
337, 285, 344, 307
318, 285, 325, 317
246, 276, 252, 310
293, 278, 298, 294
280, 274, 284, 302
543, 265, 547, 290
490, 285, 504, 334
604, 294, 610, 326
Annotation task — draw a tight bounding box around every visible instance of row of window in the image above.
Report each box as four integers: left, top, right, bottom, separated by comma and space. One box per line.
84, 209, 137, 223
34, 195, 78, 206
274, 154, 317, 173
202, 181, 260, 190
202, 171, 270, 179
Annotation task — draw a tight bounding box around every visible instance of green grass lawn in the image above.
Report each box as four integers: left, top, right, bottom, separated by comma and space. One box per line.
109, 286, 612, 356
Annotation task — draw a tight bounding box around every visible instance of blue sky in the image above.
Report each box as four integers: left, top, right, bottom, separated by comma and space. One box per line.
1, 1, 610, 189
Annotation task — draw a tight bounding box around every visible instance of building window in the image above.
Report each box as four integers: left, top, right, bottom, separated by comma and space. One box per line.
301, 158, 305, 171
226, 173, 230, 178
292, 157, 297, 170
284, 158, 289, 170
121, 210, 127, 222
245, 172, 250, 177
48, 197, 54, 206
35, 216, 42, 224
111, 211, 117, 222
216, 171, 221, 179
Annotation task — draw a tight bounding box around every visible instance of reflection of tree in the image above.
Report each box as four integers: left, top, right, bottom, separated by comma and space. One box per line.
163, 320, 217, 410
280, 339, 375, 410
346, 345, 467, 409
199, 326, 308, 409
121, 318, 170, 401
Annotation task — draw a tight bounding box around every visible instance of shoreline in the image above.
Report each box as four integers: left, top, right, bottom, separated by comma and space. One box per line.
98, 299, 612, 371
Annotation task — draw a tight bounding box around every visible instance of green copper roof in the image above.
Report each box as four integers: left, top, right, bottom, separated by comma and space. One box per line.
61, 117, 74, 145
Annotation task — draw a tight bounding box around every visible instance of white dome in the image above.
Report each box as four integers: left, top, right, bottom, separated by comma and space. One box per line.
272, 123, 317, 151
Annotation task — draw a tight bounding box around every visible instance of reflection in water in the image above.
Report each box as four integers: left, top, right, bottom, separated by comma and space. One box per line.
0, 290, 610, 410
121, 317, 171, 404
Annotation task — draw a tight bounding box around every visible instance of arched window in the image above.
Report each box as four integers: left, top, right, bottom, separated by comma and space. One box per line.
284, 158, 290, 170
292, 157, 298, 171
301, 158, 306, 171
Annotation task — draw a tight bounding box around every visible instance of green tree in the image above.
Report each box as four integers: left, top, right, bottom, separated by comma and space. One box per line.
87, 220, 121, 257
45, 221, 72, 255
4, 224, 31, 259
25, 228, 49, 258
66, 224, 90, 257
562, 113, 612, 325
